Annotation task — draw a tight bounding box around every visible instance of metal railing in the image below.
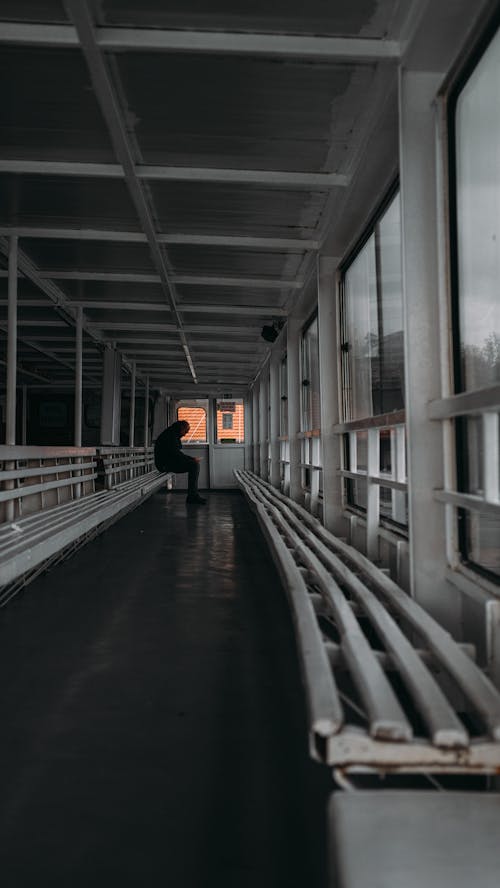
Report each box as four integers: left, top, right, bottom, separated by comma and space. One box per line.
333, 410, 407, 561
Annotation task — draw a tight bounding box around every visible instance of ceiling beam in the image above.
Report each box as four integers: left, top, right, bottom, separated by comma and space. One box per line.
85, 322, 178, 332
47, 300, 287, 316
0, 323, 100, 384
0, 159, 349, 188
0, 21, 401, 60
0, 226, 319, 250
173, 275, 301, 290
65, 1, 197, 383
86, 322, 260, 334
32, 270, 302, 289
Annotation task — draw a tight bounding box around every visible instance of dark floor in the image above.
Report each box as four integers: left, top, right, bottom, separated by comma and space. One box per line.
0, 490, 331, 887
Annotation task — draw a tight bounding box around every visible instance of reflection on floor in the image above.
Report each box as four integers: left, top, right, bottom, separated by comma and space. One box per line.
0, 490, 330, 887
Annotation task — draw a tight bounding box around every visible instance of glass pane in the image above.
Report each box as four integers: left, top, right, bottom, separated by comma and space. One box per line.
343, 194, 404, 420
344, 235, 377, 419
455, 27, 500, 392
356, 431, 367, 471
380, 429, 391, 473
352, 478, 367, 510
466, 513, 500, 578
377, 194, 405, 412
215, 398, 245, 443
177, 405, 207, 442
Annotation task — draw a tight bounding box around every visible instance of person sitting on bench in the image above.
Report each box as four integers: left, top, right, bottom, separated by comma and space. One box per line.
154, 420, 206, 505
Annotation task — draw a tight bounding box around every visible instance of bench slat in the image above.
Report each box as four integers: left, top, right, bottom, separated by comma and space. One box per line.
247, 476, 412, 742
0, 471, 167, 587
237, 473, 343, 748
0, 461, 97, 482
250, 473, 500, 743
0, 473, 98, 504
253, 479, 468, 749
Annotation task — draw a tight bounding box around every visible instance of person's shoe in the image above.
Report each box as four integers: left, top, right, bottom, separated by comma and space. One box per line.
186, 494, 207, 504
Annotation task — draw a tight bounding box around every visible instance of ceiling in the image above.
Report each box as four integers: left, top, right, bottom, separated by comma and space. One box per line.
0, 0, 428, 397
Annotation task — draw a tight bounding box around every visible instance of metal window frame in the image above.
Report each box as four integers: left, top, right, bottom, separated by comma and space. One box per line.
445, 10, 500, 583
339, 180, 401, 426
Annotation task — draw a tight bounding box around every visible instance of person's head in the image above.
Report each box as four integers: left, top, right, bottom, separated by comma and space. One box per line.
179, 420, 190, 437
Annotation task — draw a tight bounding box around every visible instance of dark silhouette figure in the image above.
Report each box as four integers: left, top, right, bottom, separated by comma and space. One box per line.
154, 420, 206, 504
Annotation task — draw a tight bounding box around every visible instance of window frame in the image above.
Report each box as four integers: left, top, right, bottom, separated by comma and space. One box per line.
339, 180, 402, 425
446, 11, 500, 583
176, 402, 208, 444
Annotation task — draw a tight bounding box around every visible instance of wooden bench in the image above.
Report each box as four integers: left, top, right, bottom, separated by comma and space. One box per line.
0, 446, 172, 600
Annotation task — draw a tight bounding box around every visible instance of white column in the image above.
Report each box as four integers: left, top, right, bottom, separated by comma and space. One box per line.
317, 257, 344, 533
129, 360, 136, 446
100, 346, 122, 445
143, 375, 150, 447
259, 368, 269, 479
399, 68, 460, 632
269, 349, 281, 488
21, 385, 27, 445
287, 316, 302, 503
6, 235, 18, 445
244, 393, 253, 470
252, 380, 260, 474
74, 307, 83, 447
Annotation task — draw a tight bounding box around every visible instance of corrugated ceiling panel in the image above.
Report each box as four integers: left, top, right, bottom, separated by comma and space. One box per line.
0, 48, 114, 161
99, 0, 397, 39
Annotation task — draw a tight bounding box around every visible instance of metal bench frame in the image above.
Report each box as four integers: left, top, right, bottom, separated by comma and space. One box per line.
235, 470, 500, 775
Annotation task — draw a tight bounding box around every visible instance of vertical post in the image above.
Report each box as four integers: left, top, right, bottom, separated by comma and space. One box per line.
391, 425, 407, 523
317, 257, 344, 532
5, 236, 18, 521
144, 375, 150, 447
259, 367, 269, 480
252, 380, 260, 474
244, 393, 253, 470
6, 235, 18, 446
366, 427, 380, 560
129, 360, 136, 447
483, 413, 499, 504
100, 346, 122, 445
287, 316, 302, 503
399, 68, 460, 631
74, 307, 83, 447
269, 349, 281, 488
21, 385, 27, 445
74, 307, 83, 499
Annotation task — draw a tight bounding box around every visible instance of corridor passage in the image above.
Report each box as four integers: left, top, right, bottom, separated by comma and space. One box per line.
0, 490, 330, 887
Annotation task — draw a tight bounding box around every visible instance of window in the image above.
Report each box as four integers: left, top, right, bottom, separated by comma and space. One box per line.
450, 22, 500, 579
342, 192, 404, 421
339, 191, 406, 520
300, 314, 321, 431
215, 398, 244, 443
176, 401, 208, 443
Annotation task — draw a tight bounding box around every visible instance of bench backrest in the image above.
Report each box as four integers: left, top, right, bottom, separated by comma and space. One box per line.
0, 445, 97, 523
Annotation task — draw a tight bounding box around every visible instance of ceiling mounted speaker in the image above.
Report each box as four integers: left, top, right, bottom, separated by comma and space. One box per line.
261, 324, 279, 343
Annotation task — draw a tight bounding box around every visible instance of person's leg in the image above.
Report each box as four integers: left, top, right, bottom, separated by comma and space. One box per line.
169, 455, 206, 503
186, 458, 200, 498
